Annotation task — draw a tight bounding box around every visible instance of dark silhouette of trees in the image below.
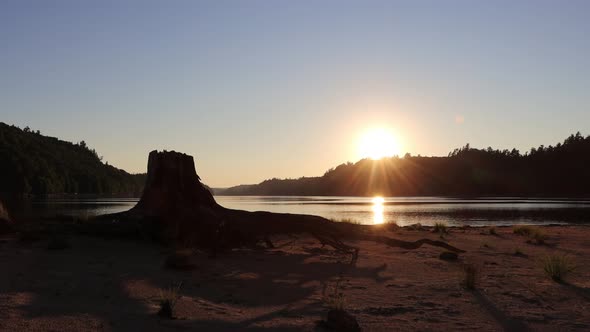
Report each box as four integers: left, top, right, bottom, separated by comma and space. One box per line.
0, 122, 145, 196
218, 133, 590, 197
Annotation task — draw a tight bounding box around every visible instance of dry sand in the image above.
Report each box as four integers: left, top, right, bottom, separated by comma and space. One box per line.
1, 225, 589, 331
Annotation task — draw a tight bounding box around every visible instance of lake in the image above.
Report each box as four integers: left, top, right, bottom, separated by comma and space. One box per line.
7, 196, 590, 226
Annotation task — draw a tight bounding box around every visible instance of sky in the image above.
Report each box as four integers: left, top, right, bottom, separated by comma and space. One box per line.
1, 1, 589, 187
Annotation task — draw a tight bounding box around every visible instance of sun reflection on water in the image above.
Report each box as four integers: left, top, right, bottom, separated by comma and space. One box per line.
372, 196, 384, 224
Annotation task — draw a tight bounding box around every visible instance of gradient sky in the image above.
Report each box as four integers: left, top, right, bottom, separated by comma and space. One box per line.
2, 1, 589, 187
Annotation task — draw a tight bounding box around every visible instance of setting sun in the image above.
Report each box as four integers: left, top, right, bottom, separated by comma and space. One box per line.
358, 128, 401, 160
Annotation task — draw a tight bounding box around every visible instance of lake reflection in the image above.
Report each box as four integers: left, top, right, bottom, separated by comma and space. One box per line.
372, 197, 384, 224
7, 196, 590, 226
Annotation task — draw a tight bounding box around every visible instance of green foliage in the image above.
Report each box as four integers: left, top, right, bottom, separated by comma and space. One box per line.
542, 255, 575, 282
0, 122, 145, 196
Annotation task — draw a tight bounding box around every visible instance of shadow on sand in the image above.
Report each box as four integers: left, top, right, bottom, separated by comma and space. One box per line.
0, 234, 391, 331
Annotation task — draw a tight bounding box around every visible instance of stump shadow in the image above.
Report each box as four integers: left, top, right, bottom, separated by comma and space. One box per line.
1, 235, 391, 330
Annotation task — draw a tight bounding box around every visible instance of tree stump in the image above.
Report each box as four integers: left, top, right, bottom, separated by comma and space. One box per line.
120, 150, 224, 244
100, 150, 465, 259
131, 150, 220, 217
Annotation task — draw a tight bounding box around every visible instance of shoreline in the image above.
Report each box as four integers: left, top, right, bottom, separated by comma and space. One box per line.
1, 224, 589, 331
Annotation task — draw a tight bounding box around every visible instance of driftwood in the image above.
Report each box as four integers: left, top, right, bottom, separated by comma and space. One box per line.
96, 151, 465, 261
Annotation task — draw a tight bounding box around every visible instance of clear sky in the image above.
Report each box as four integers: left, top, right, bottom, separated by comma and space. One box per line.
2, 1, 589, 187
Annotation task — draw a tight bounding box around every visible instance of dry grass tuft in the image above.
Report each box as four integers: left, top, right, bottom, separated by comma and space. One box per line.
331, 218, 361, 225
384, 220, 399, 231
158, 282, 183, 318
513, 225, 534, 236
322, 277, 347, 310
542, 254, 575, 282
433, 222, 448, 234
531, 229, 548, 244
513, 225, 549, 244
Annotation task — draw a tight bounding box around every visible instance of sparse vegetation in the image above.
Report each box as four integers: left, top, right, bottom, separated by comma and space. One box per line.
531, 228, 548, 244
322, 277, 347, 310
489, 227, 497, 235
513, 225, 534, 236
462, 264, 478, 290
433, 222, 448, 234
514, 225, 549, 244
406, 223, 424, 231
542, 255, 575, 282
384, 220, 399, 231
158, 282, 183, 318
513, 248, 525, 256
331, 218, 360, 224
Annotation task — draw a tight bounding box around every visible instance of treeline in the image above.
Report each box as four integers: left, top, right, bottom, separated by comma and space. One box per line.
217, 132, 590, 197
0, 122, 145, 196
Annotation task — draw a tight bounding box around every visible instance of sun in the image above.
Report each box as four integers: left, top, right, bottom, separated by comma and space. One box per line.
358, 128, 401, 160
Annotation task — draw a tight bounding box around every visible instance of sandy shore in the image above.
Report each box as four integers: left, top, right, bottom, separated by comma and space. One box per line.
1, 225, 589, 331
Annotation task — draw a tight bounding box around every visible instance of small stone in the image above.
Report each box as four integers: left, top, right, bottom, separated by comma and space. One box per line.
324, 309, 361, 332
439, 251, 458, 261
164, 251, 196, 270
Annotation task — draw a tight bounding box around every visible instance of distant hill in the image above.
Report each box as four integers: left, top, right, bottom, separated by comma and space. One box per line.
215, 132, 590, 197
0, 122, 145, 196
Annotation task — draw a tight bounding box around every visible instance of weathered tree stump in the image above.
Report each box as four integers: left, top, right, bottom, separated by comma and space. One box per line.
98, 150, 465, 260
121, 151, 223, 244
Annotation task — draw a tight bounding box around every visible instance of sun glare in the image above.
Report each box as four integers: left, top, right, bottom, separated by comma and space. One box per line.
372, 196, 385, 224
358, 128, 401, 160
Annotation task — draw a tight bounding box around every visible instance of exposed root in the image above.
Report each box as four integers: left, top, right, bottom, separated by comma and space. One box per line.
312, 232, 360, 264
365, 235, 466, 253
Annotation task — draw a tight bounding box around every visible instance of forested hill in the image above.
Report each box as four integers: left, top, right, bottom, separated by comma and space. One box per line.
217, 132, 590, 197
0, 122, 145, 196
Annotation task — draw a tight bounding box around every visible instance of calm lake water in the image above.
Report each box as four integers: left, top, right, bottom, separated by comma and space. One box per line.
7, 196, 590, 226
